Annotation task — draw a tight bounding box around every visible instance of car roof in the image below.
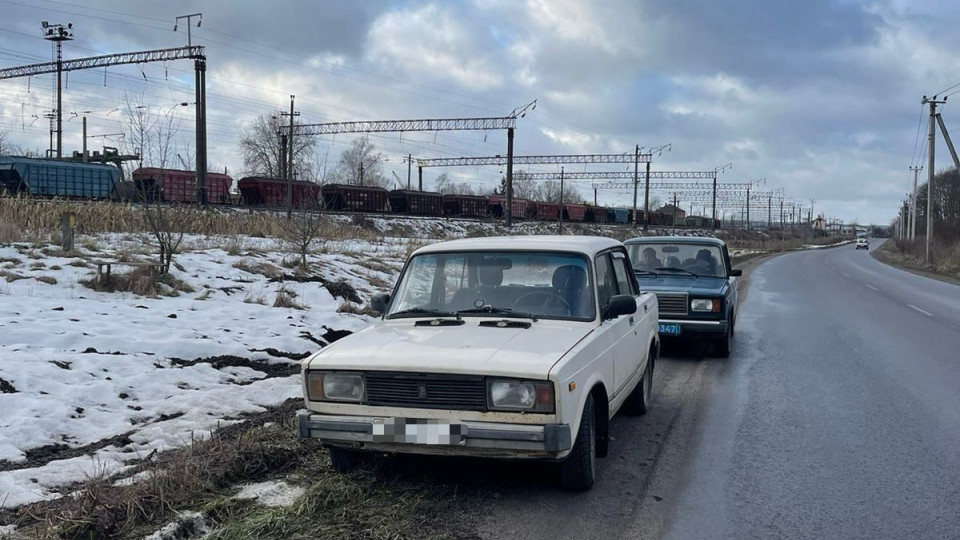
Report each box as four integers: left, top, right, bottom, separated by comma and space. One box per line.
413, 235, 622, 257
624, 235, 726, 247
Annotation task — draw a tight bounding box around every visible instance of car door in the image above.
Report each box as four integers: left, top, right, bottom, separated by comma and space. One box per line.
610, 250, 650, 395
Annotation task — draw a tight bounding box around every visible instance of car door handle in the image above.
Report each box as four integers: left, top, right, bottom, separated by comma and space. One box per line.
629, 316, 635, 326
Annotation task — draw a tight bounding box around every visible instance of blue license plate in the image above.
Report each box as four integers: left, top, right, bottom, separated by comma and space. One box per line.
658, 323, 681, 336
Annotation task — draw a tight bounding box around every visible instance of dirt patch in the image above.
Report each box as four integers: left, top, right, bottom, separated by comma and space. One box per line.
169, 355, 300, 379
270, 274, 362, 303
0, 377, 17, 393
251, 348, 311, 361
0, 431, 135, 473
320, 326, 353, 343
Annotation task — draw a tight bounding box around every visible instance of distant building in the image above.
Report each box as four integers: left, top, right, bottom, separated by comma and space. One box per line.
656, 204, 686, 223
812, 216, 826, 230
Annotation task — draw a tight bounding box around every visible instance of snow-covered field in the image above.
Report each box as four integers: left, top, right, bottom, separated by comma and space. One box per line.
0, 233, 408, 509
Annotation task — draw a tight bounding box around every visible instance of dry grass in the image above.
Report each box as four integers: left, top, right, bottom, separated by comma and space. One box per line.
34, 275, 58, 285
243, 290, 267, 305
233, 259, 283, 280
272, 288, 304, 310
336, 301, 380, 317
0, 197, 388, 244
0, 270, 28, 283
2, 400, 479, 540
876, 237, 960, 278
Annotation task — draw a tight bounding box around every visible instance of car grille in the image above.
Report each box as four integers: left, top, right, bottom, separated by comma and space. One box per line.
655, 293, 688, 316
365, 372, 488, 411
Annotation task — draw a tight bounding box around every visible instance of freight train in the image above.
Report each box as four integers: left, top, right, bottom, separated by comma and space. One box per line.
0, 157, 699, 225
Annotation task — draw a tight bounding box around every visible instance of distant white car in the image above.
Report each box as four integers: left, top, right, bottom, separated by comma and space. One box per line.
298, 235, 660, 490
856, 238, 869, 250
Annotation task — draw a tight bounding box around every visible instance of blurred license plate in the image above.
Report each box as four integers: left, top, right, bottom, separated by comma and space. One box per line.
371, 418, 467, 445
658, 323, 681, 336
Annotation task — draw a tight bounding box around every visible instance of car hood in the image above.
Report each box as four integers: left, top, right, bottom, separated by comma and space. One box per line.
635, 274, 729, 295
305, 320, 595, 379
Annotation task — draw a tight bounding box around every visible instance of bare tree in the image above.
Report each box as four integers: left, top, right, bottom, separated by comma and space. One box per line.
238, 113, 316, 179
0, 129, 14, 155
536, 180, 582, 204
120, 93, 189, 272
281, 204, 326, 271
329, 137, 389, 187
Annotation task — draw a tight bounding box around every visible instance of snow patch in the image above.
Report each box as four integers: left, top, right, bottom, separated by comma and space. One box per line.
233, 479, 305, 508
142, 511, 210, 540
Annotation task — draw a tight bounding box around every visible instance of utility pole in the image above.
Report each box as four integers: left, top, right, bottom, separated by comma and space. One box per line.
418, 165, 423, 191
632, 144, 640, 226
359, 161, 364, 186
643, 160, 652, 231
745, 187, 751, 230
281, 95, 299, 218
767, 196, 772, 229
711, 174, 717, 229
909, 165, 922, 240
922, 95, 945, 262
174, 13, 202, 46
406, 153, 412, 190
593, 187, 598, 206
279, 133, 287, 181
505, 127, 515, 227
41, 21, 73, 158
175, 13, 206, 203
558, 166, 564, 235
81, 116, 87, 162
673, 192, 679, 229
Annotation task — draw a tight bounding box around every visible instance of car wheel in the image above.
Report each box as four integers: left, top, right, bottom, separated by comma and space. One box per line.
560, 394, 596, 491
624, 358, 653, 416
714, 322, 732, 358
328, 446, 359, 472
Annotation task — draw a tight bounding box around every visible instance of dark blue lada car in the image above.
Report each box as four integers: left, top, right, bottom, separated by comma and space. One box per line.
624, 236, 741, 357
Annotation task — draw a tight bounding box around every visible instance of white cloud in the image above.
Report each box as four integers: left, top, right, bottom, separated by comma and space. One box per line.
365, 4, 503, 90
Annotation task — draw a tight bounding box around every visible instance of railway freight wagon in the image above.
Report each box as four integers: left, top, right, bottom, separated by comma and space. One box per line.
562, 203, 587, 222
489, 196, 528, 219
443, 194, 489, 218
388, 190, 444, 215
0, 156, 121, 199
532, 202, 560, 221
585, 205, 608, 223
238, 177, 321, 209
131, 168, 232, 204
321, 184, 389, 212
607, 207, 630, 224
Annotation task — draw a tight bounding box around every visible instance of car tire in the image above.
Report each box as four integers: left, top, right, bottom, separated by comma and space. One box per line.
714, 321, 732, 358
328, 447, 359, 472
624, 358, 653, 416
560, 394, 596, 491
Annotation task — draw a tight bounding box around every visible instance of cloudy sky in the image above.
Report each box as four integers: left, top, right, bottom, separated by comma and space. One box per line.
2, 0, 959, 224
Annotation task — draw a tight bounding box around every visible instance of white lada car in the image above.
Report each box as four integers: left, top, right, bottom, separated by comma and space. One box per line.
297, 236, 659, 490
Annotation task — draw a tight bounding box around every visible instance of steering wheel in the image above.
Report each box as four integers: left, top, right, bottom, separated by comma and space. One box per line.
513, 291, 572, 315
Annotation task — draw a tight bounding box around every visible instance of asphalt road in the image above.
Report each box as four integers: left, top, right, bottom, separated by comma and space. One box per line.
473, 242, 960, 540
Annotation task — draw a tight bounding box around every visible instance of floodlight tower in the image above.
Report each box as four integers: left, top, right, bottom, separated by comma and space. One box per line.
41, 21, 73, 158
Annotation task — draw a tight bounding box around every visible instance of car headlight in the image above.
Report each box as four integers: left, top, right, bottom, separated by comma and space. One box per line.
488, 379, 555, 413
690, 298, 721, 312
306, 371, 364, 402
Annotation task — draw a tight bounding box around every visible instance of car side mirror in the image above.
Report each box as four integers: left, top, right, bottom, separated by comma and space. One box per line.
604, 294, 637, 320
371, 293, 391, 315
729, 269, 742, 277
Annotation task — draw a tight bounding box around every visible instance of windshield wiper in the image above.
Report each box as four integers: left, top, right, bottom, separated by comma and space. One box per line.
457, 306, 539, 321
389, 307, 460, 319
654, 267, 702, 277
635, 269, 659, 276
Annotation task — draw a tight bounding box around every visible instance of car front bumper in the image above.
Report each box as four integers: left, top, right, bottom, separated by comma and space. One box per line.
297, 411, 572, 459
660, 318, 728, 338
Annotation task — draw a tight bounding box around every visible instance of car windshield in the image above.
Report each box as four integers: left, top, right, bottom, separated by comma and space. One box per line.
387, 251, 595, 321
627, 243, 726, 277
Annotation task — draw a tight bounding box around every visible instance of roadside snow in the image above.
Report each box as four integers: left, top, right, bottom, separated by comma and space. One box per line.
0, 524, 16, 537
0, 234, 406, 509
233, 479, 305, 508
142, 511, 210, 540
